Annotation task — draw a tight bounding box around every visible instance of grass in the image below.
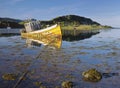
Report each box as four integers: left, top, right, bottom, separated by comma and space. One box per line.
61, 25, 112, 30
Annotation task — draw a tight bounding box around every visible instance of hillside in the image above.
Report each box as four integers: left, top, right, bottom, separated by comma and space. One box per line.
40, 15, 101, 28
53, 15, 100, 25
0, 17, 24, 28
40, 15, 113, 30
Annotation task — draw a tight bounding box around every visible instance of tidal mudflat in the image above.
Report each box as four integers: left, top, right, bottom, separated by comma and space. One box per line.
0, 29, 120, 88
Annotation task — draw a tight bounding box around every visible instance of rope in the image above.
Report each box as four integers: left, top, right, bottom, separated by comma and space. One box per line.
13, 37, 60, 88
13, 51, 41, 88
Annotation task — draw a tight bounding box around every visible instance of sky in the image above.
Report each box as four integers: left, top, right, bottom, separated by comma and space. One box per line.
0, 0, 120, 27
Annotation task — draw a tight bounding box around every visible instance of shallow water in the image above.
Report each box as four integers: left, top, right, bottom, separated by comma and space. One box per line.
0, 29, 120, 88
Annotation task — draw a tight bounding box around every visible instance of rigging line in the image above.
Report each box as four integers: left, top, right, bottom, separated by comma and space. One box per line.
13, 37, 60, 88
13, 49, 42, 88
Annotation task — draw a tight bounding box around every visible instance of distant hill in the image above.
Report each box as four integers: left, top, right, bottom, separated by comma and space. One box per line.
40, 15, 101, 28
0, 17, 22, 23
0, 17, 24, 28
0, 15, 111, 29
53, 15, 100, 25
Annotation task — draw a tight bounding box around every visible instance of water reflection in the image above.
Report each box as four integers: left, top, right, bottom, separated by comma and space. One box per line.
0, 34, 20, 37
24, 31, 100, 48
26, 39, 41, 48
24, 35, 62, 49
63, 31, 100, 41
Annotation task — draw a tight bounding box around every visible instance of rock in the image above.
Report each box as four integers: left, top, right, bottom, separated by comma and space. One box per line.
82, 68, 102, 82
2, 73, 17, 80
62, 81, 73, 88
34, 81, 47, 88
34, 81, 43, 87
40, 86, 47, 88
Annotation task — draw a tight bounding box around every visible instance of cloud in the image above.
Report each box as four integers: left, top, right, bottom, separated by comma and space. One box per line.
9, 0, 25, 5
20, 4, 82, 20
91, 15, 120, 27
12, 0, 25, 2
103, 16, 120, 27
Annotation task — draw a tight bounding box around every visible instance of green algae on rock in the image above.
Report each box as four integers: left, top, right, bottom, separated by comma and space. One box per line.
34, 81, 47, 88
62, 81, 73, 88
2, 73, 17, 80
34, 81, 43, 87
82, 68, 102, 82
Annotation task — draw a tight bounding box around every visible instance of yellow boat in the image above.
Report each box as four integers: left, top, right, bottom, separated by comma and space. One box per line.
21, 23, 62, 48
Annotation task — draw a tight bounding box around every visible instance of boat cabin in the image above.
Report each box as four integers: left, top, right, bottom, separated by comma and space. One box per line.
24, 21, 41, 32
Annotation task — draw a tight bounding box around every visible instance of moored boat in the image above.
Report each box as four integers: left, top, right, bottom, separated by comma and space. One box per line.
21, 21, 62, 48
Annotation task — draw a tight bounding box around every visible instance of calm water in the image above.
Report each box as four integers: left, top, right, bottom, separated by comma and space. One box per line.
0, 29, 120, 88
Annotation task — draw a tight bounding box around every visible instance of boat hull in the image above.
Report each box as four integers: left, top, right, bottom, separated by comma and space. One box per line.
21, 24, 62, 48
